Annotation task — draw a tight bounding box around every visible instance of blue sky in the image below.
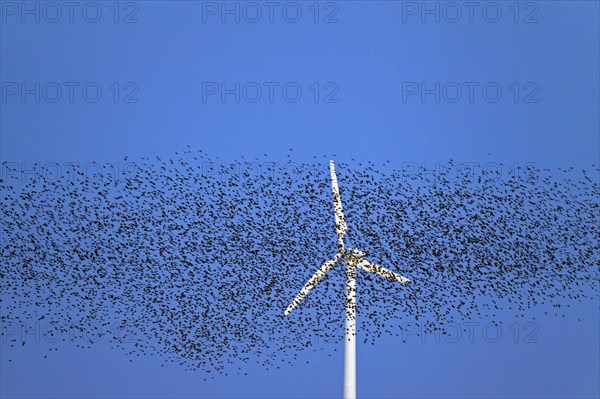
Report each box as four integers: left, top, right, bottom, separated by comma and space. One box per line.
1, 1, 599, 398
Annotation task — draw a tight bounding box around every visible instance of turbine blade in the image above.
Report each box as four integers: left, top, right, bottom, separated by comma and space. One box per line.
284, 253, 343, 315
329, 160, 347, 249
356, 259, 410, 284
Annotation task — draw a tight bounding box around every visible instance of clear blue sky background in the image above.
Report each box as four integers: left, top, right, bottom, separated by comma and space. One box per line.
1, 1, 599, 398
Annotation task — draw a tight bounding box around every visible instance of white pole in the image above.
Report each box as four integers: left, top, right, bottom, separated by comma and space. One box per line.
344, 258, 357, 399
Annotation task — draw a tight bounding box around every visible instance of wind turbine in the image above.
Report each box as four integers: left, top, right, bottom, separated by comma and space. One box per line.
284, 160, 410, 399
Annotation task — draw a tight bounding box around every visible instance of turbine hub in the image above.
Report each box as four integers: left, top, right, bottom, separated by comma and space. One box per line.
345, 248, 366, 259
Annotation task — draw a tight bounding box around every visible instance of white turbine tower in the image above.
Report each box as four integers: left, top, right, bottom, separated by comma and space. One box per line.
284, 160, 410, 399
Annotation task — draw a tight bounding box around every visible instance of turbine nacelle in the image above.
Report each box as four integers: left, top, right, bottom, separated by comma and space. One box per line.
344, 248, 367, 260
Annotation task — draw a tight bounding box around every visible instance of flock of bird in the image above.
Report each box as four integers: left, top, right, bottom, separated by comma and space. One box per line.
1, 147, 598, 376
